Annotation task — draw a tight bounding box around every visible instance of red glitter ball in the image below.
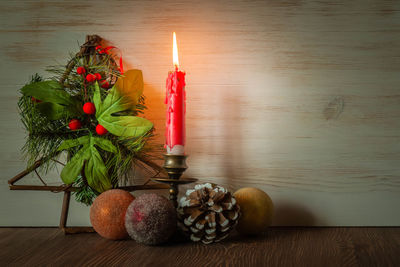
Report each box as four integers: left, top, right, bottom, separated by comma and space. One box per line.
125, 193, 176, 245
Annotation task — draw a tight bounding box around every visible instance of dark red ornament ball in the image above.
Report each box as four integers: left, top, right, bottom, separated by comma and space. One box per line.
90, 189, 135, 240
86, 74, 96, 83
77, 66, 86, 75
83, 102, 96, 115
68, 119, 81, 130
125, 193, 176, 245
96, 124, 108, 135
94, 73, 102, 81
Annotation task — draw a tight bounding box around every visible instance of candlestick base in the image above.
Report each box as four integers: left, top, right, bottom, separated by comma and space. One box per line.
152, 154, 197, 208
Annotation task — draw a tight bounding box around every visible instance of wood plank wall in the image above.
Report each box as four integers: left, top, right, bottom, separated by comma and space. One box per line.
0, 0, 399, 226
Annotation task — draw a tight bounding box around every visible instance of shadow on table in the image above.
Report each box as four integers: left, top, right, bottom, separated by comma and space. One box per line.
273, 201, 316, 226
164, 201, 320, 246
225, 201, 322, 243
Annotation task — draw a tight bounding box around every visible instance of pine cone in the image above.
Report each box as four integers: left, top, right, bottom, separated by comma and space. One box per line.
177, 183, 240, 244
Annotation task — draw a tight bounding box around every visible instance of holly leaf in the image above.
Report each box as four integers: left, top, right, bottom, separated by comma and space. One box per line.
94, 82, 153, 138
35, 102, 80, 120
21, 80, 74, 105
58, 135, 89, 151
93, 137, 118, 153
59, 144, 89, 185
21, 80, 81, 120
115, 69, 144, 109
84, 147, 110, 193
57, 135, 117, 192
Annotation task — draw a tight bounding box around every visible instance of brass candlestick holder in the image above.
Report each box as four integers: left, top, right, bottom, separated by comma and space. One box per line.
152, 154, 197, 207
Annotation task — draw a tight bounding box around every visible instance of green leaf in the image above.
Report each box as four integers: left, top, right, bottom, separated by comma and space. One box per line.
94, 83, 153, 138
93, 82, 102, 114
115, 69, 144, 109
58, 135, 117, 192
58, 136, 89, 151
21, 81, 74, 105
21, 80, 81, 120
60, 146, 89, 184
36, 102, 78, 120
93, 137, 118, 153
84, 145, 111, 192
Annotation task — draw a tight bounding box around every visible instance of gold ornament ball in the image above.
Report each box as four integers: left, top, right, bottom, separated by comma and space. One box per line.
90, 189, 135, 240
233, 187, 274, 235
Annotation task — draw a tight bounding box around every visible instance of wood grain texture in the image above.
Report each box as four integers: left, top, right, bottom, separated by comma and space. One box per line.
0, 227, 399, 266
0, 0, 400, 226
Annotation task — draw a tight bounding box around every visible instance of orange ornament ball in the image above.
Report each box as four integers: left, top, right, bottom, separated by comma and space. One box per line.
233, 187, 274, 235
90, 189, 135, 240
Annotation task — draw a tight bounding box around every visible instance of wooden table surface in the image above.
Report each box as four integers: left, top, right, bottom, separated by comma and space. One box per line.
0, 227, 399, 267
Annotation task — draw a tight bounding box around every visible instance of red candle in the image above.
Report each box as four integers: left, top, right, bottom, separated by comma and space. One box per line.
165, 32, 186, 155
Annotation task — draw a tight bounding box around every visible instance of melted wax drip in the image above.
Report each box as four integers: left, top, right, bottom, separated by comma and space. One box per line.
165, 70, 186, 152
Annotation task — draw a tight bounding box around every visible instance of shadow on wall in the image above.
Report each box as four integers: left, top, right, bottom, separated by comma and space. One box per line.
117, 62, 166, 139
217, 87, 316, 226
221, 88, 245, 191
273, 201, 316, 226
117, 60, 166, 185
142, 82, 165, 139
141, 82, 165, 167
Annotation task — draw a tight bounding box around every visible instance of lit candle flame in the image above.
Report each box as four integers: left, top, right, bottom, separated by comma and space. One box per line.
173, 32, 179, 69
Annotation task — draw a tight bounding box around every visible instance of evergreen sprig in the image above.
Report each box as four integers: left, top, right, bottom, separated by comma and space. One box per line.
18, 74, 81, 173
18, 40, 155, 205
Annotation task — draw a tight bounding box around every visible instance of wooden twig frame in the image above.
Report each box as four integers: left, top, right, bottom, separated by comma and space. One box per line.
8, 156, 169, 234
10, 34, 168, 234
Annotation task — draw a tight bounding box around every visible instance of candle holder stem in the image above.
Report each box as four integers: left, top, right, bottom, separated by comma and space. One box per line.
152, 154, 197, 207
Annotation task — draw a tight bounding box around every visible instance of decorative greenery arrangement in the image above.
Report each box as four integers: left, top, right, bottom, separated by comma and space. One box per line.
18, 35, 155, 205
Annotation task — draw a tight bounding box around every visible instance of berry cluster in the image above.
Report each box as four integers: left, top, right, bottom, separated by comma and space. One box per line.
77, 66, 110, 89
67, 66, 110, 135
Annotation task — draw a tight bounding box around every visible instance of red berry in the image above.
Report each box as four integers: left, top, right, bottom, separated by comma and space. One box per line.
94, 73, 102, 80
96, 124, 108, 135
86, 74, 96, 82
100, 80, 110, 89
68, 119, 81, 130
83, 102, 96, 115
77, 66, 86, 75
31, 97, 42, 103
